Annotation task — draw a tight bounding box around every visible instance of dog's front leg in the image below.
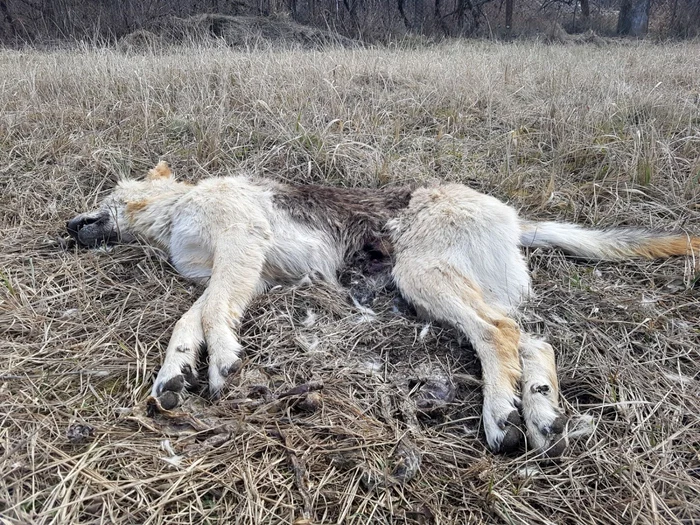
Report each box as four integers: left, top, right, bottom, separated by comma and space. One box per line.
151, 224, 270, 404
201, 233, 270, 397
151, 293, 206, 405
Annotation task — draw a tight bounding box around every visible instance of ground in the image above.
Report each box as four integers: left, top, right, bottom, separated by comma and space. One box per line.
0, 40, 699, 524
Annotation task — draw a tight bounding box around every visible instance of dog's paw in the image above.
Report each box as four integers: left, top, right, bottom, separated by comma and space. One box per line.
522, 382, 567, 457
483, 395, 524, 454
527, 413, 567, 458
207, 355, 242, 398
151, 363, 198, 409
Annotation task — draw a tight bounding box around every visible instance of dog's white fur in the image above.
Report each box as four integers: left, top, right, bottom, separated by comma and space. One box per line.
67, 162, 700, 455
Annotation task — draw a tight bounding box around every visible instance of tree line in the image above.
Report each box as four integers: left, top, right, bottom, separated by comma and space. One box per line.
0, 0, 698, 43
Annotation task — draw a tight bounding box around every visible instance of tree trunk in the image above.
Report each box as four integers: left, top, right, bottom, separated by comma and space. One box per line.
580, 0, 590, 18
397, 0, 412, 30
617, 0, 650, 36
0, 0, 17, 38
505, 0, 513, 33
342, 0, 360, 34
434, 0, 449, 35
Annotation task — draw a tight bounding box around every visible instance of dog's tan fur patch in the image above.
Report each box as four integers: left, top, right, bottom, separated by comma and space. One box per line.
125, 199, 152, 219
632, 236, 700, 258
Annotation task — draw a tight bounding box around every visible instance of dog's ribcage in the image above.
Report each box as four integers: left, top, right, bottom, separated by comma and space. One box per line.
168, 179, 411, 288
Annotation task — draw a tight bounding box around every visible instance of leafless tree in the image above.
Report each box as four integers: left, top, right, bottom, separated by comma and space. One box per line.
617, 0, 651, 35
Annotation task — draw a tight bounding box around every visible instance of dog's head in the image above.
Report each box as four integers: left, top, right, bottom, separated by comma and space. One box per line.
66, 161, 176, 247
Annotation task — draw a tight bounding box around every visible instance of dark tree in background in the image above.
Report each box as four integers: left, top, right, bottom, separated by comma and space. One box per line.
617, 0, 651, 35
505, 0, 514, 32
665, 0, 700, 36
580, 0, 590, 18
0, 0, 14, 37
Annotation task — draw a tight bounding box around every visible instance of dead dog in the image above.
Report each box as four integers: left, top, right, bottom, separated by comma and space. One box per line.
66, 161, 699, 455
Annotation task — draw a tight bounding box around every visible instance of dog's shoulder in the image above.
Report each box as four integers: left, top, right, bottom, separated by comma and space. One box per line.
193, 173, 273, 193
184, 174, 276, 209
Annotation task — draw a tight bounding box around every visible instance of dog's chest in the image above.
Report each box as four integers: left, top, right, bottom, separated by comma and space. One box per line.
168, 216, 215, 281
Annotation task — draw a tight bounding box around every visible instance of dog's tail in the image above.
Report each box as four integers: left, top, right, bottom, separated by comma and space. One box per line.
520, 221, 700, 260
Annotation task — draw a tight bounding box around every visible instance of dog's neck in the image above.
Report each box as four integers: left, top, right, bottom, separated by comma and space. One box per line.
124, 183, 192, 248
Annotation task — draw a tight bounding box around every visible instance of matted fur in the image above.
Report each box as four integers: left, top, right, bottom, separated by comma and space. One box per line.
66, 162, 700, 455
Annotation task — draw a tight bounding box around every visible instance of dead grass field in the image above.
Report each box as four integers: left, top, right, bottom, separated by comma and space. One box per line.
1, 40, 700, 525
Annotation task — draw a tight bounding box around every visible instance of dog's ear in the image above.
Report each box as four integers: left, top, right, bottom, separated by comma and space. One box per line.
146, 161, 173, 181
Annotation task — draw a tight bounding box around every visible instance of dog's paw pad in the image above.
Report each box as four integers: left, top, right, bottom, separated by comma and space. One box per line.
542, 436, 567, 458
181, 364, 199, 391
220, 360, 242, 378
540, 414, 568, 457
531, 384, 551, 396
529, 413, 568, 458
546, 414, 567, 436
158, 374, 185, 395
208, 358, 242, 398
496, 410, 524, 454
158, 390, 180, 410
152, 359, 201, 398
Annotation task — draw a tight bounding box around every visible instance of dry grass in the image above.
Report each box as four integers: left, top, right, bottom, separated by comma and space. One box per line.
1, 39, 700, 524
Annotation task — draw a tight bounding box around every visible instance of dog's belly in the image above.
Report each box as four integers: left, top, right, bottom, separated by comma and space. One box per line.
264, 228, 343, 283
262, 213, 344, 284
168, 208, 347, 286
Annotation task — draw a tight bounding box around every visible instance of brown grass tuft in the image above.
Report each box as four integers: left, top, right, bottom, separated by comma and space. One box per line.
1, 40, 699, 524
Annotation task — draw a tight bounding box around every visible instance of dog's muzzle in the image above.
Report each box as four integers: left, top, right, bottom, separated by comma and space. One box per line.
66, 215, 97, 237
66, 211, 119, 247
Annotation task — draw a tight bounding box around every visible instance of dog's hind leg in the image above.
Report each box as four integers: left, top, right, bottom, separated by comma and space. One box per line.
151, 293, 206, 406
519, 334, 567, 457
390, 185, 529, 452
393, 260, 524, 453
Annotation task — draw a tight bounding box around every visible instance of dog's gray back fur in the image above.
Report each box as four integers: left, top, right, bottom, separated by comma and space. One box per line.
272, 183, 413, 262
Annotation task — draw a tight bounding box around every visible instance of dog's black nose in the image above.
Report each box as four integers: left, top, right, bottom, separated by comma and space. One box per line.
66, 215, 98, 237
